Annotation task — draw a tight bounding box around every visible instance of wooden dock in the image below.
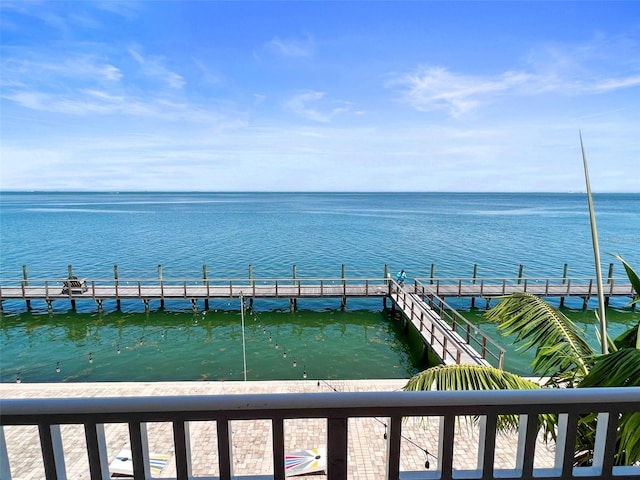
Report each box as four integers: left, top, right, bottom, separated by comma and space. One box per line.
3, 270, 634, 371
0, 278, 392, 313
390, 284, 504, 369
0, 274, 635, 313
415, 277, 636, 309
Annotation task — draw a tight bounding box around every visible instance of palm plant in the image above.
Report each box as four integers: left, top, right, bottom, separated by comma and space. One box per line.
404, 257, 640, 466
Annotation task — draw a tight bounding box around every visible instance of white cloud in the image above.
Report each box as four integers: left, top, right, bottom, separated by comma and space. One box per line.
389, 67, 531, 117
265, 36, 314, 58
128, 47, 185, 89
284, 91, 351, 123
390, 33, 640, 118
390, 64, 640, 117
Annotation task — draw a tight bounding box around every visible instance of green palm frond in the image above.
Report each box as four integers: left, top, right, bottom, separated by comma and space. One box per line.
578, 349, 640, 465
615, 254, 640, 306
579, 348, 640, 388
404, 364, 541, 392
484, 293, 593, 379
403, 364, 554, 436
613, 322, 640, 350
617, 412, 640, 466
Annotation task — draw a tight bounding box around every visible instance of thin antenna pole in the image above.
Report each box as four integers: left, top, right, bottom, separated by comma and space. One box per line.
240, 292, 248, 380
580, 131, 607, 354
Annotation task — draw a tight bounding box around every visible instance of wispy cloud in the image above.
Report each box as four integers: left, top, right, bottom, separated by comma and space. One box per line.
128, 47, 185, 89
265, 35, 314, 58
284, 91, 351, 122
390, 65, 640, 117
390, 34, 640, 118
389, 67, 531, 117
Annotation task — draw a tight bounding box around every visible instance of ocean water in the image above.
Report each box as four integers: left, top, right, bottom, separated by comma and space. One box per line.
1, 192, 639, 382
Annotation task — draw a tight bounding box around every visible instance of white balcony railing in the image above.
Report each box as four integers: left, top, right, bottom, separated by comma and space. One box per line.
1, 387, 639, 480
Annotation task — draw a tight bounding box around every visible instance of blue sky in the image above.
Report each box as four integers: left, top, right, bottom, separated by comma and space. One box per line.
1, 1, 639, 192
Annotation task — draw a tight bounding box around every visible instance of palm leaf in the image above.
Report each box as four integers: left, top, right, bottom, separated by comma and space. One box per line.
403, 364, 548, 433
579, 349, 640, 465
404, 364, 541, 392
484, 293, 593, 379
613, 322, 640, 350
614, 254, 640, 306
579, 348, 640, 388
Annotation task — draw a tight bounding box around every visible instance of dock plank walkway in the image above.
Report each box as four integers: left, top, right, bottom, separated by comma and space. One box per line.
390, 289, 492, 367
417, 279, 635, 299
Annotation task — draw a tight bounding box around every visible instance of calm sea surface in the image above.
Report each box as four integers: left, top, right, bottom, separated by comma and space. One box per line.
1, 192, 639, 382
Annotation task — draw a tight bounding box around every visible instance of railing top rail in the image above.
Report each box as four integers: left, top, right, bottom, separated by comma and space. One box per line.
2, 387, 639, 420
416, 276, 631, 284
0, 276, 391, 284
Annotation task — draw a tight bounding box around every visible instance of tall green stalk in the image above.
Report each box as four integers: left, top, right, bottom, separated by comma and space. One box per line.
580, 132, 607, 354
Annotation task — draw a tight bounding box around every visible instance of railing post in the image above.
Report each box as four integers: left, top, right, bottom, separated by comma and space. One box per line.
430, 263, 435, 285
39, 424, 66, 480
562, 263, 569, 284
129, 422, 150, 479
173, 420, 192, 480
385, 415, 402, 480
272, 419, 285, 480
84, 422, 109, 480
607, 263, 614, 284
327, 417, 348, 480
68, 264, 73, 279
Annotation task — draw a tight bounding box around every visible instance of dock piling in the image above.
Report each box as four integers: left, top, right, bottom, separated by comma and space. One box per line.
22, 265, 31, 311
517, 264, 524, 285
290, 264, 297, 312
114, 264, 121, 310
158, 264, 164, 309
471, 264, 478, 309
341, 264, 347, 310
203, 264, 209, 310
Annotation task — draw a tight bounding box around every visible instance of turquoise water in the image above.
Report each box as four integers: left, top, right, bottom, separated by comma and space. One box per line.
0, 306, 429, 383
1, 192, 638, 381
